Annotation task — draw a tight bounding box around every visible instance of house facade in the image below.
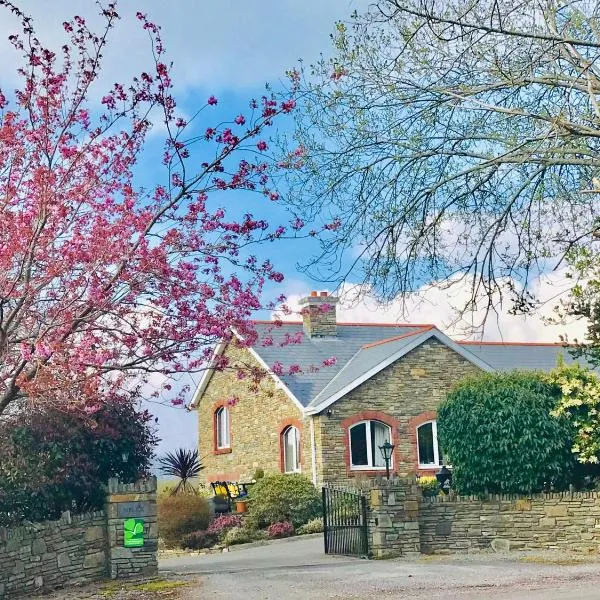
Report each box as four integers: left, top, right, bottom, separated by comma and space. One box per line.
192, 292, 581, 487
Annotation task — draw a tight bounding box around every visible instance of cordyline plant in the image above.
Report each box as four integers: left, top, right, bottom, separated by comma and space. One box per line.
157, 448, 203, 495
0, 1, 305, 417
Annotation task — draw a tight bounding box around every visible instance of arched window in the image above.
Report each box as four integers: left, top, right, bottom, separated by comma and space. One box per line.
215, 406, 230, 449
282, 426, 301, 473
417, 420, 441, 468
349, 420, 392, 469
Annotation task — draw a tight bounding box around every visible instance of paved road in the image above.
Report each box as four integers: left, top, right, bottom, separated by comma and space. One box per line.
160, 536, 600, 599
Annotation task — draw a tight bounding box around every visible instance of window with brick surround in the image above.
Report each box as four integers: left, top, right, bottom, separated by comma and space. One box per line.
417, 420, 442, 468
349, 420, 391, 470
215, 406, 230, 449
282, 426, 301, 473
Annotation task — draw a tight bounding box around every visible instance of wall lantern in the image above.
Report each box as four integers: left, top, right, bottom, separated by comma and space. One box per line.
378, 440, 395, 480
436, 465, 452, 495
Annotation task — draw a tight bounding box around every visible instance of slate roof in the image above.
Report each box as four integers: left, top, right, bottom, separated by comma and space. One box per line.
250, 321, 585, 409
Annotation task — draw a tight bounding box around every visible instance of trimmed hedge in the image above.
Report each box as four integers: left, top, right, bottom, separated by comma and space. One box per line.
247, 473, 321, 528
438, 371, 576, 494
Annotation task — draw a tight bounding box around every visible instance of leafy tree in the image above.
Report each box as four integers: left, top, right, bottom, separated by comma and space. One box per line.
0, 1, 301, 417
437, 372, 576, 494
0, 397, 158, 525
157, 448, 203, 495
547, 360, 600, 464
285, 0, 600, 320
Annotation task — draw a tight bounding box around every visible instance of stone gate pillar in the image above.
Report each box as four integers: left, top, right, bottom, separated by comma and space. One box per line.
366, 477, 421, 558
105, 477, 158, 579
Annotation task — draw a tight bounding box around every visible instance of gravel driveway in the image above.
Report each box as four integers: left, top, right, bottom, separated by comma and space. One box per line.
161, 536, 600, 600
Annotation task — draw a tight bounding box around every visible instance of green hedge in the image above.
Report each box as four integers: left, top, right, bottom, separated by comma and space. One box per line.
438, 371, 576, 494
246, 474, 321, 528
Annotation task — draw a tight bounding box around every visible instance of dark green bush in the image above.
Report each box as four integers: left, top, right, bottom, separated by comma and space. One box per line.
0, 400, 157, 526
158, 494, 212, 548
438, 371, 576, 494
246, 474, 321, 528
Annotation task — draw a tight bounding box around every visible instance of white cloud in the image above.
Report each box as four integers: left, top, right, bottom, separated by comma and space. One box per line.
278, 271, 588, 343
0, 1, 368, 93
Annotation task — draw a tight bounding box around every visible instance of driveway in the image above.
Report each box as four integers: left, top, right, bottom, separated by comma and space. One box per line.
160, 536, 600, 599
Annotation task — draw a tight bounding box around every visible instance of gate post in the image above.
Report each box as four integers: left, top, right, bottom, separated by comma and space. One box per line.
366, 477, 421, 558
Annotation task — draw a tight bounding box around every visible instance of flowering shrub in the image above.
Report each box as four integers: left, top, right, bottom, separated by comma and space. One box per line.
266, 521, 295, 539
158, 495, 211, 548
207, 514, 244, 538
181, 530, 217, 550
222, 526, 266, 546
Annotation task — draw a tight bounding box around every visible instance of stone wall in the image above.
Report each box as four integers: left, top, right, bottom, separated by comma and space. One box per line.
362, 479, 600, 557
0, 511, 107, 599
318, 339, 481, 486
198, 340, 312, 484
105, 478, 158, 579
420, 491, 600, 554
0, 477, 157, 599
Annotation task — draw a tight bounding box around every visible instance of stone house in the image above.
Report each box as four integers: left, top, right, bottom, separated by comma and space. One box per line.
191, 291, 581, 487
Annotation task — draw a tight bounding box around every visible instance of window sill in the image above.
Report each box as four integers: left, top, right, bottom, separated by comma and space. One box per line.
418, 464, 441, 470
214, 447, 232, 455
348, 468, 395, 477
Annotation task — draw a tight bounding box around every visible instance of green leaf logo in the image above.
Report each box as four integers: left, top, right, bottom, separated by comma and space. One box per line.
123, 518, 144, 547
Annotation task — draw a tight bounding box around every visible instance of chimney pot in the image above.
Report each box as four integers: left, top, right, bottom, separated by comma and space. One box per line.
320, 291, 328, 297
310, 291, 318, 297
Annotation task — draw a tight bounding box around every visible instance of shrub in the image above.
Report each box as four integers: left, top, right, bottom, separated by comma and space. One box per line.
207, 513, 244, 538
247, 474, 321, 528
181, 530, 217, 550
297, 517, 324, 535
253, 468, 265, 480
438, 371, 576, 494
0, 399, 157, 526
266, 521, 295, 539
222, 526, 262, 546
417, 476, 440, 498
158, 494, 211, 548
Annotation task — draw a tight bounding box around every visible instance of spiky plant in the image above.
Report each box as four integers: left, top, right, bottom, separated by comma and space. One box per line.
157, 448, 203, 495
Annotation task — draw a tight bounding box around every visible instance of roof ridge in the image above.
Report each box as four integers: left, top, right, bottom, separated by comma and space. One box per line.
459, 340, 570, 347
361, 326, 435, 349
252, 319, 436, 328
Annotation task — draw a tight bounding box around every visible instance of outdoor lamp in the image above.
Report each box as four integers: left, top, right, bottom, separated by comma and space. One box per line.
378, 440, 395, 480
121, 450, 130, 463
436, 465, 452, 495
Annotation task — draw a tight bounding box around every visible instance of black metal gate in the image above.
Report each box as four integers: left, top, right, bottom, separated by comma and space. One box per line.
322, 486, 369, 557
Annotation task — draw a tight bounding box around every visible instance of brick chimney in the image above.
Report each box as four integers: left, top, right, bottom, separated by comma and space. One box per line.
298, 291, 339, 338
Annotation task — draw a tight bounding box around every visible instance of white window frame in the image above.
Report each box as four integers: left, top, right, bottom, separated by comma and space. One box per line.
416, 420, 440, 469
282, 426, 301, 473
348, 420, 392, 471
216, 406, 230, 449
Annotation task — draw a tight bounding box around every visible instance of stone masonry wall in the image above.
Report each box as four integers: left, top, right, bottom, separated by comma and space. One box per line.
0, 478, 157, 599
318, 339, 481, 486
362, 479, 600, 557
0, 511, 107, 599
198, 340, 312, 484
420, 492, 600, 554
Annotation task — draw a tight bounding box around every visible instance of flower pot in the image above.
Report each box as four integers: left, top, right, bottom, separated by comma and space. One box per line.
235, 499, 248, 513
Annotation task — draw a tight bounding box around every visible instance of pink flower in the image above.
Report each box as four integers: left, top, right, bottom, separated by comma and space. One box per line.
234, 114, 246, 125
207, 95, 218, 105
257, 140, 268, 151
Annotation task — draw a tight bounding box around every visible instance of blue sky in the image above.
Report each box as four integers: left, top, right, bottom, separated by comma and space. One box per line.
0, 1, 586, 461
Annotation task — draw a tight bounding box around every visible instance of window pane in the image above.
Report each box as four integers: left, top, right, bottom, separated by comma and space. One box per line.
350, 423, 368, 465
217, 407, 229, 448
284, 427, 298, 472
418, 422, 435, 464
371, 421, 390, 467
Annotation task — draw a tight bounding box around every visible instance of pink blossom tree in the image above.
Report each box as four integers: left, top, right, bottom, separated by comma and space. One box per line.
0, 1, 299, 416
